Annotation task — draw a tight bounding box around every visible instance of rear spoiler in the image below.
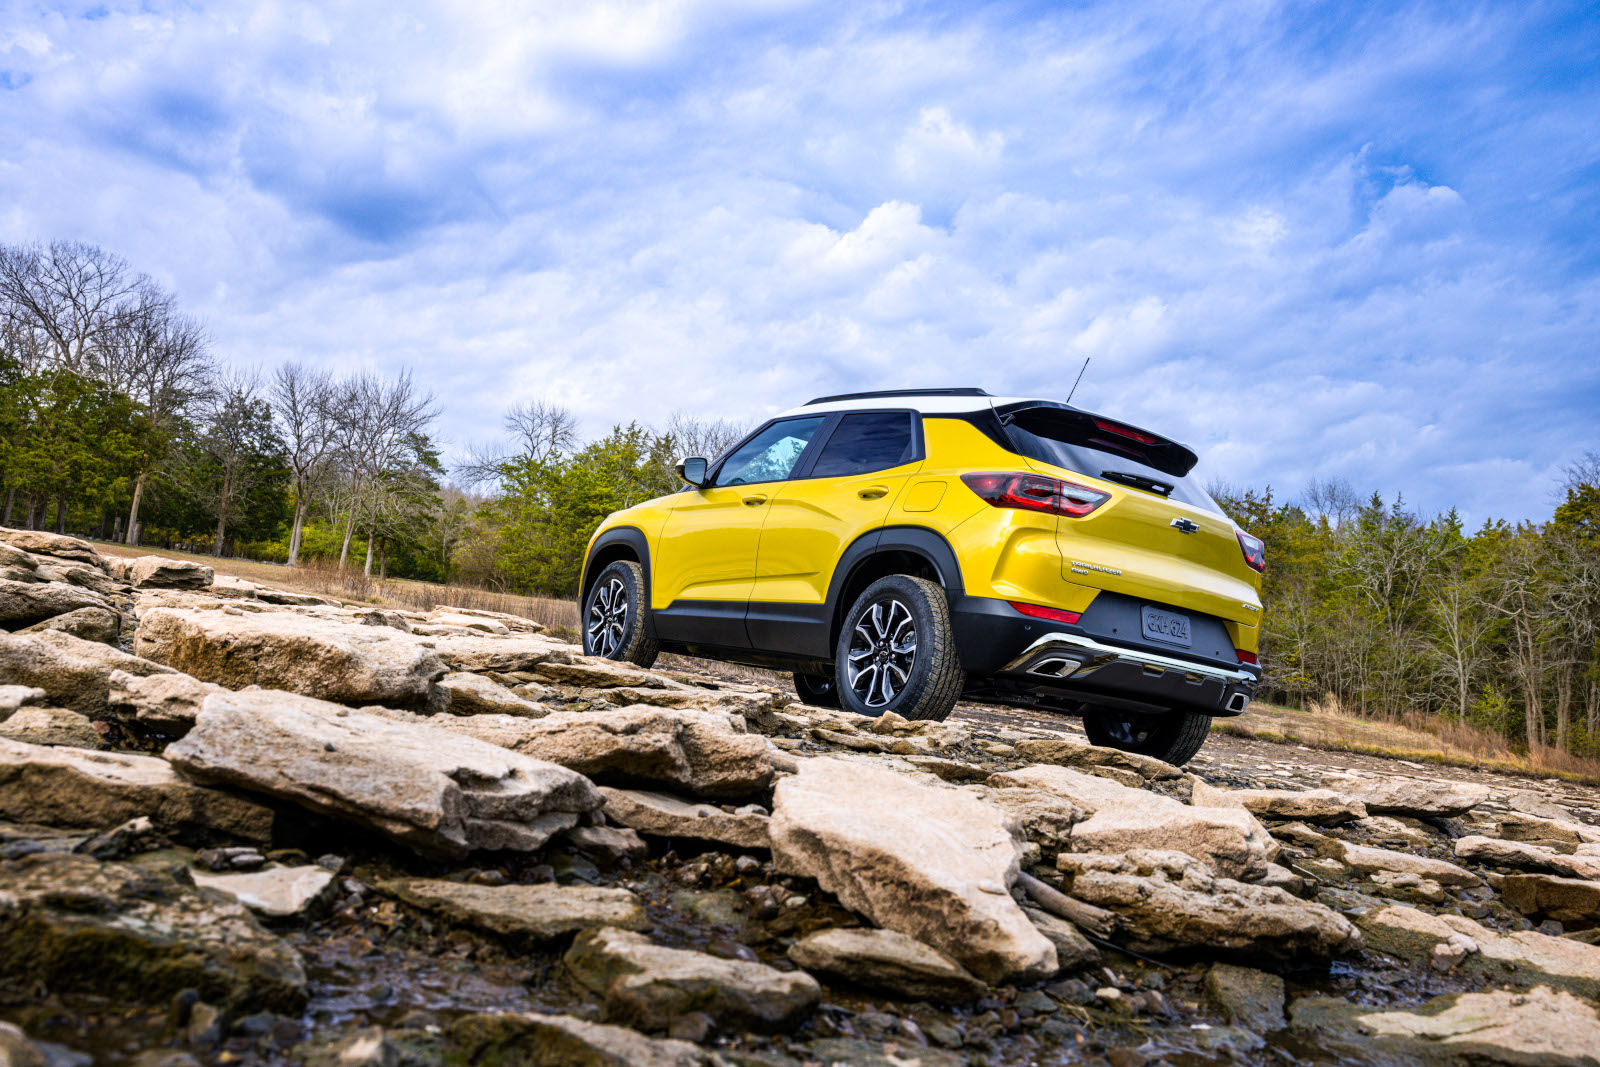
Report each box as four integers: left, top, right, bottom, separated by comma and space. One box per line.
994, 402, 1200, 478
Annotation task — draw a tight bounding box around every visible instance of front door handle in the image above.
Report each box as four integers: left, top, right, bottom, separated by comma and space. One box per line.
743, 494, 768, 506
857, 486, 889, 500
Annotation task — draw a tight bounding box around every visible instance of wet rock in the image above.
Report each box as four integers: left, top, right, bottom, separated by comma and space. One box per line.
1455, 835, 1600, 879
127, 555, 215, 590
106, 669, 228, 735
0, 527, 104, 566
0, 578, 110, 628
1320, 773, 1488, 817
1359, 904, 1600, 998
0, 852, 306, 1012
1204, 963, 1285, 1031
165, 689, 602, 858
192, 865, 339, 921
992, 764, 1274, 881
299, 1027, 398, 1067
136, 608, 446, 705
0, 630, 177, 715
565, 926, 820, 1033
1501, 874, 1600, 925
77, 815, 162, 860
770, 757, 1056, 984
788, 927, 987, 1003
1021, 905, 1101, 971
382, 878, 647, 944
429, 671, 549, 718
0, 737, 273, 841
450, 1011, 711, 1066
807, 1038, 964, 1065
1012, 737, 1188, 781
0, 706, 102, 748
599, 787, 771, 850
1192, 782, 1366, 825
16, 605, 121, 645
1055, 850, 1362, 960
421, 705, 775, 799
1290, 985, 1600, 1066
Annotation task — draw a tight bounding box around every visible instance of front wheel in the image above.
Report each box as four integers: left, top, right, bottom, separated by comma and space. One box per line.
1082, 707, 1211, 766
581, 560, 659, 668
835, 574, 963, 722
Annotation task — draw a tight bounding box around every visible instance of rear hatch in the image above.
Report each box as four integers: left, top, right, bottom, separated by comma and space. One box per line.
998, 403, 1261, 628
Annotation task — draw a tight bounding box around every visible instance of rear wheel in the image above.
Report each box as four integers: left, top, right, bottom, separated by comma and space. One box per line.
835, 575, 963, 722
793, 672, 840, 708
1082, 707, 1211, 766
581, 560, 659, 668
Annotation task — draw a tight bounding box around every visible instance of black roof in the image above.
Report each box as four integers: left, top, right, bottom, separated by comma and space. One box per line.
804, 387, 991, 406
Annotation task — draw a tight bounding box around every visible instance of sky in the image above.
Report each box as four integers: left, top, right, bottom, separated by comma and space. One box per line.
2, 0, 1597, 524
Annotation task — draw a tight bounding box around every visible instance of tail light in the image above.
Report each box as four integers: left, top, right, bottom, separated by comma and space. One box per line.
1010, 601, 1082, 624
1235, 649, 1258, 665
1236, 529, 1266, 573
960, 471, 1110, 518
1092, 418, 1161, 445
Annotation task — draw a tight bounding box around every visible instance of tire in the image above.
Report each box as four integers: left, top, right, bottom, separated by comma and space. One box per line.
793, 671, 840, 708
834, 574, 963, 722
1082, 707, 1212, 766
580, 560, 659, 668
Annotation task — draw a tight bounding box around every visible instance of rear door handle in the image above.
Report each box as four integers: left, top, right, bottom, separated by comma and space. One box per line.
857, 486, 889, 500
743, 494, 768, 506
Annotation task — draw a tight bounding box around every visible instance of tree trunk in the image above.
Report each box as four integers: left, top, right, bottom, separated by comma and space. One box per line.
2, 487, 13, 527
125, 470, 148, 545
379, 536, 388, 580
1555, 669, 1572, 754
54, 493, 67, 534
288, 492, 308, 567
213, 468, 234, 556
362, 487, 380, 577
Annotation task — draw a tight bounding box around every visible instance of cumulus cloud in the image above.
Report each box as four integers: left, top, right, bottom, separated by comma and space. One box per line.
1, 0, 1595, 524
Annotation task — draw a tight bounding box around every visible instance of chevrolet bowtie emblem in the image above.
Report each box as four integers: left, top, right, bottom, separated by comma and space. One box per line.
1170, 518, 1199, 534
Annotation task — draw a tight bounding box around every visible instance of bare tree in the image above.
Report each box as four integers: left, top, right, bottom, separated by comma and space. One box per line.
1301, 476, 1361, 528
336, 370, 438, 575
271, 363, 338, 565
172, 371, 284, 556
663, 411, 749, 464
0, 241, 143, 373
456, 399, 578, 488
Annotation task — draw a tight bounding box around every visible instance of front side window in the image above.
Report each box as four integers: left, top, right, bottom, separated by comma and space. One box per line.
714, 416, 827, 486
810, 412, 915, 478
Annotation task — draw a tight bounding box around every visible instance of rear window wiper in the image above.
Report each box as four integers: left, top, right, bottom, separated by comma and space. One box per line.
1100, 470, 1174, 496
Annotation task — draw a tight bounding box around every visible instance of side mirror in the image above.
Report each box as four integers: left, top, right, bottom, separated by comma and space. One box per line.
676, 456, 709, 487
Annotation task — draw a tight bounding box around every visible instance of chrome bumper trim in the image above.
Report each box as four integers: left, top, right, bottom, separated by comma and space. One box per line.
1001, 632, 1259, 687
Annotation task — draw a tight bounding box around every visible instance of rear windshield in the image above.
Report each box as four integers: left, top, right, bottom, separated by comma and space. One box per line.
1003, 409, 1224, 516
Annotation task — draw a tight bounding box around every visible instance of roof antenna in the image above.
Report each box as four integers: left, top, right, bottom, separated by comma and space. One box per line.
1066, 356, 1091, 404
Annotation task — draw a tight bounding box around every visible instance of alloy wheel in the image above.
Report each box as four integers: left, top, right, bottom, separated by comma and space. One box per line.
587, 576, 629, 658
846, 597, 918, 708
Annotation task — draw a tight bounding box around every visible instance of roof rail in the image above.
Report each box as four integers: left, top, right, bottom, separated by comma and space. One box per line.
804, 387, 991, 406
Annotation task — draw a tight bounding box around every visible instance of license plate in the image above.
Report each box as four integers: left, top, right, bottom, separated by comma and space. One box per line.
1141, 605, 1191, 647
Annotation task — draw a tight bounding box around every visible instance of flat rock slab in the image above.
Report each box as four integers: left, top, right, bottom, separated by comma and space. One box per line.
1338, 842, 1482, 888
17, 605, 121, 645
1057, 850, 1362, 961
0, 528, 104, 566
1455, 835, 1600, 879
106, 669, 228, 736
1194, 783, 1366, 825
429, 671, 549, 718
0, 578, 110, 628
165, 690, 602, 858
423, 632, 572, 673
1359, 904, 1600, 999
0, 737, 273, 841
127, 555, 215, 590
771, 757, 1056, 984
1012, 737, 1187, 781
1320, 774, 1489, 817
382, 878, 646, 943
1205, 963, 1286, 1031
1500, 874, 1600, 925
136, 607, 446, 705
0, 631, 175, 715
192, 865, 339, 920
565, 926, 820, 1033
0, 852, 306, 1012
0, 706, 103, 748
450, 1012, 711, 1067
600, 787, 771, 850
787, 927, 986, 1003
1290, 986, 1600, 1066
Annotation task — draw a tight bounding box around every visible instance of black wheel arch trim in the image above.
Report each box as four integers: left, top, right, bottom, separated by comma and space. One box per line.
580, 526, 654, 632
823, 524, 965, 651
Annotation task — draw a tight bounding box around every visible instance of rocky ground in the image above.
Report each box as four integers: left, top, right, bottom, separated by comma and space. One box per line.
2, 528, 1599, 1066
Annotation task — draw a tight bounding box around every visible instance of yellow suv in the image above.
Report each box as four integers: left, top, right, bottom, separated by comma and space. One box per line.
579, 388, 1263, 765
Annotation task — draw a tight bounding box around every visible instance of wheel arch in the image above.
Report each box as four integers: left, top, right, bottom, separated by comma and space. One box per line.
825, 525, 965, 652
580, 526, 653, 613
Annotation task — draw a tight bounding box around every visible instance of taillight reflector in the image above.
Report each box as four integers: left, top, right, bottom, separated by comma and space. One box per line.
1235, 649, 1258, 665
960, 471, 1110, 518
1010, 601, 1082, 624
1236, 529, 1266, 573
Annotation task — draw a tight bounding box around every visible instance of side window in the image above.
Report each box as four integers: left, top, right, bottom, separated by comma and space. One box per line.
713, 416, 827, 486
810, 412, 915, 478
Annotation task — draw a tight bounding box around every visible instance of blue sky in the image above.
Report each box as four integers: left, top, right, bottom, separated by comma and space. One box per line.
2, 0, 1597, 524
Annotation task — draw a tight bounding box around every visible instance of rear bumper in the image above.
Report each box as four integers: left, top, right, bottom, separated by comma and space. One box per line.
950, 594, 1260, 716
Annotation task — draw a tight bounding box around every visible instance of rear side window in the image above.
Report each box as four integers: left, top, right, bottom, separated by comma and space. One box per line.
810, 412, 915, 477
1005, 412, 1223, 516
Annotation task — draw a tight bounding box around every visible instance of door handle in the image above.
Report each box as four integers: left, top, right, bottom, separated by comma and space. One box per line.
743, 494, 768, 506
857, 486, 889, 500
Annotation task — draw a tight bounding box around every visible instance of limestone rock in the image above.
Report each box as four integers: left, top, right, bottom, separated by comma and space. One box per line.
450, 1012, 710, 1067
1500, 874, 1600, 925
0, 737, 272, 841
429, 606, 543, 633
383, 878, 646, 943
1056, 850, 1362, 960
1020, 905, 1101, 971
0, 852, 305, 1012
1205, 963, 1286, 1031
0, 577, 109, 628
0, 1023, 50, 1067
1290, 985, 1600, 1066
1456, 835, 1600, 880
128, 555, 215, 590
565, 926, 819, 1033
1499, 810, 1600, 847
424, 631, 572, 673
0, 684, 44, 721
1193, 782, 1366, 825
136, 607, 445, 705
600, 787, 771, 850
17, 605, 121, 645
1338, 843, 1482, 888
34, 557, 125, 596
1013, 737, 1188, 780
770, 757, 1056, 984
1320, 774, 1488, 817
106, 669, 229, 735
425, 611, 510, 634
0, 630, 176, 714
0, 527, 104, 566
787, 927, 986, 1003
532, 658, 690, 690
165, 690, 603, 858
1359, 904, 1600, 998
0, 706, 102, 748
429, 671, 549, 718
192, 865, 339, 920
